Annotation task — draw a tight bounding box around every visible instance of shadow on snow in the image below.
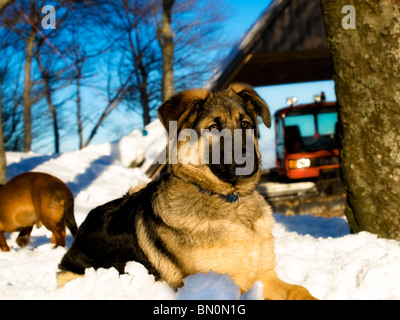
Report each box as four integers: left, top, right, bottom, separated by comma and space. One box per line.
273, 213, 350, 239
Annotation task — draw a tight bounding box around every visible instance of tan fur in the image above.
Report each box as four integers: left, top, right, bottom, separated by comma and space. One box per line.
158, 88, 210, 130
155, 83, 316, 299
57, 271, 84, 287
58, 84, 316, 299
0, 172, 74, 252
127, 181, 149, 195
151, 177, 315, 299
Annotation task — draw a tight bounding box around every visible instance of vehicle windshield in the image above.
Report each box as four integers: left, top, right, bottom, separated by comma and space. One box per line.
283, 111, 339, 153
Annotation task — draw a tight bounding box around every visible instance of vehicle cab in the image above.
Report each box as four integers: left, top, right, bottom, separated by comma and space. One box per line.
275, 93, 340, 180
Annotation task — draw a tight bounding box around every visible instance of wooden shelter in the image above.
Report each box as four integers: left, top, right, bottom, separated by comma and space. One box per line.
207, 0, 332, 90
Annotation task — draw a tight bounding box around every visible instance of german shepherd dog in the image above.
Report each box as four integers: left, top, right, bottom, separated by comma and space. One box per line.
57, 83, 316, 300
0, 172, 77, 251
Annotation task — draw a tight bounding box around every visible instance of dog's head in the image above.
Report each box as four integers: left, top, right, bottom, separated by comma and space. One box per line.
158, 83, 271, 195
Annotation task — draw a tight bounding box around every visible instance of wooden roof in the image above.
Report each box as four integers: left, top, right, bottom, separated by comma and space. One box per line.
207, 0, 333, 90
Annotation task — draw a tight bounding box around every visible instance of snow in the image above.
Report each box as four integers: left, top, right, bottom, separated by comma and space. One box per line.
2, 121, 400, 300
257, 181, 317, 198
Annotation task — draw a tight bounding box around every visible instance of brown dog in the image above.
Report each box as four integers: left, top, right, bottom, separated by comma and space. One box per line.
58, 83, 316, 299
0, 172, 78, 251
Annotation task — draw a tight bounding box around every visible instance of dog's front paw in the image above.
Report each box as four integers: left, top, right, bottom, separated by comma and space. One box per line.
287, 285, 318, 300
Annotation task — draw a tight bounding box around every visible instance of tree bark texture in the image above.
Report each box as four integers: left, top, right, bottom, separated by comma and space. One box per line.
76, 74, 83, 150
160, 0, 175, 102
37, 55, 60, 153
22, 29, 36, 152
0, 75, 7, 185
321, 1, 400, 240
44, 78, 60, 153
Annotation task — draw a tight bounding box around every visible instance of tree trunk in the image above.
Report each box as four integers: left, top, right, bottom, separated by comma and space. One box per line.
134, 59, 151, 126
130, 14, 152, 127
0, 75, 7, 185
37, 55, 60, 153
76, 74, 83, 149
44, 79, 60, 153
139, 75, 151, 126
321, 1, 400, 240
160, 0, 175, 102
22, 29, 36, 152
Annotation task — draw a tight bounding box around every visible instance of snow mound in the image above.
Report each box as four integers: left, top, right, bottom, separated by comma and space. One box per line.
2, 120, 400, 299
176, 271, 264, 300
54, 262, 175, 300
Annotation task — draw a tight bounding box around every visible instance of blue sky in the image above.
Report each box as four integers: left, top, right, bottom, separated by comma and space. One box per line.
222, 0, 273, 42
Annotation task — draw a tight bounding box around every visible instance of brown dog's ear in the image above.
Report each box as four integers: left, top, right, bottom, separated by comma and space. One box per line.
228, 83, 271, 128
158, 88, 210, 131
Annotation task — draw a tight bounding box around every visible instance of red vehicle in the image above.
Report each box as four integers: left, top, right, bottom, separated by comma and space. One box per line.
275, 93, 340, 180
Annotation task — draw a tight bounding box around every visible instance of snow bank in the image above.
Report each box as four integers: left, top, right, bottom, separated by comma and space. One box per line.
274, 223, 400, 300
2, 122, 400, 300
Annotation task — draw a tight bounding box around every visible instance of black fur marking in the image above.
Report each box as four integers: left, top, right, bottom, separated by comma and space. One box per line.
58, 179, 165, 279
141, 211, 183, 270
241, 102, 259, 137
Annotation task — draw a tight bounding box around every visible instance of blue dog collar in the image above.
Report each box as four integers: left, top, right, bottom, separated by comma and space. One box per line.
195, 184, 240, 204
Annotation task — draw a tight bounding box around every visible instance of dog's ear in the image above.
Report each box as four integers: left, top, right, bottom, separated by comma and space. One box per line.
158, 89, 210, 131
228, 83, 271, 128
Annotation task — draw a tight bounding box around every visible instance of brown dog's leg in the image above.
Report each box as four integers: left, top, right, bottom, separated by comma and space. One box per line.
16, 226, 33, 247
0, 231, 10, 252
50, 224, 66, 248
261, 271, 317, 300
40, 202, 66, 248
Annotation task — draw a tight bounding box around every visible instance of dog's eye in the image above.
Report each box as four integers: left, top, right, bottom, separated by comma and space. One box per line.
209, 124, 218, 130
241, 121, 250, 129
